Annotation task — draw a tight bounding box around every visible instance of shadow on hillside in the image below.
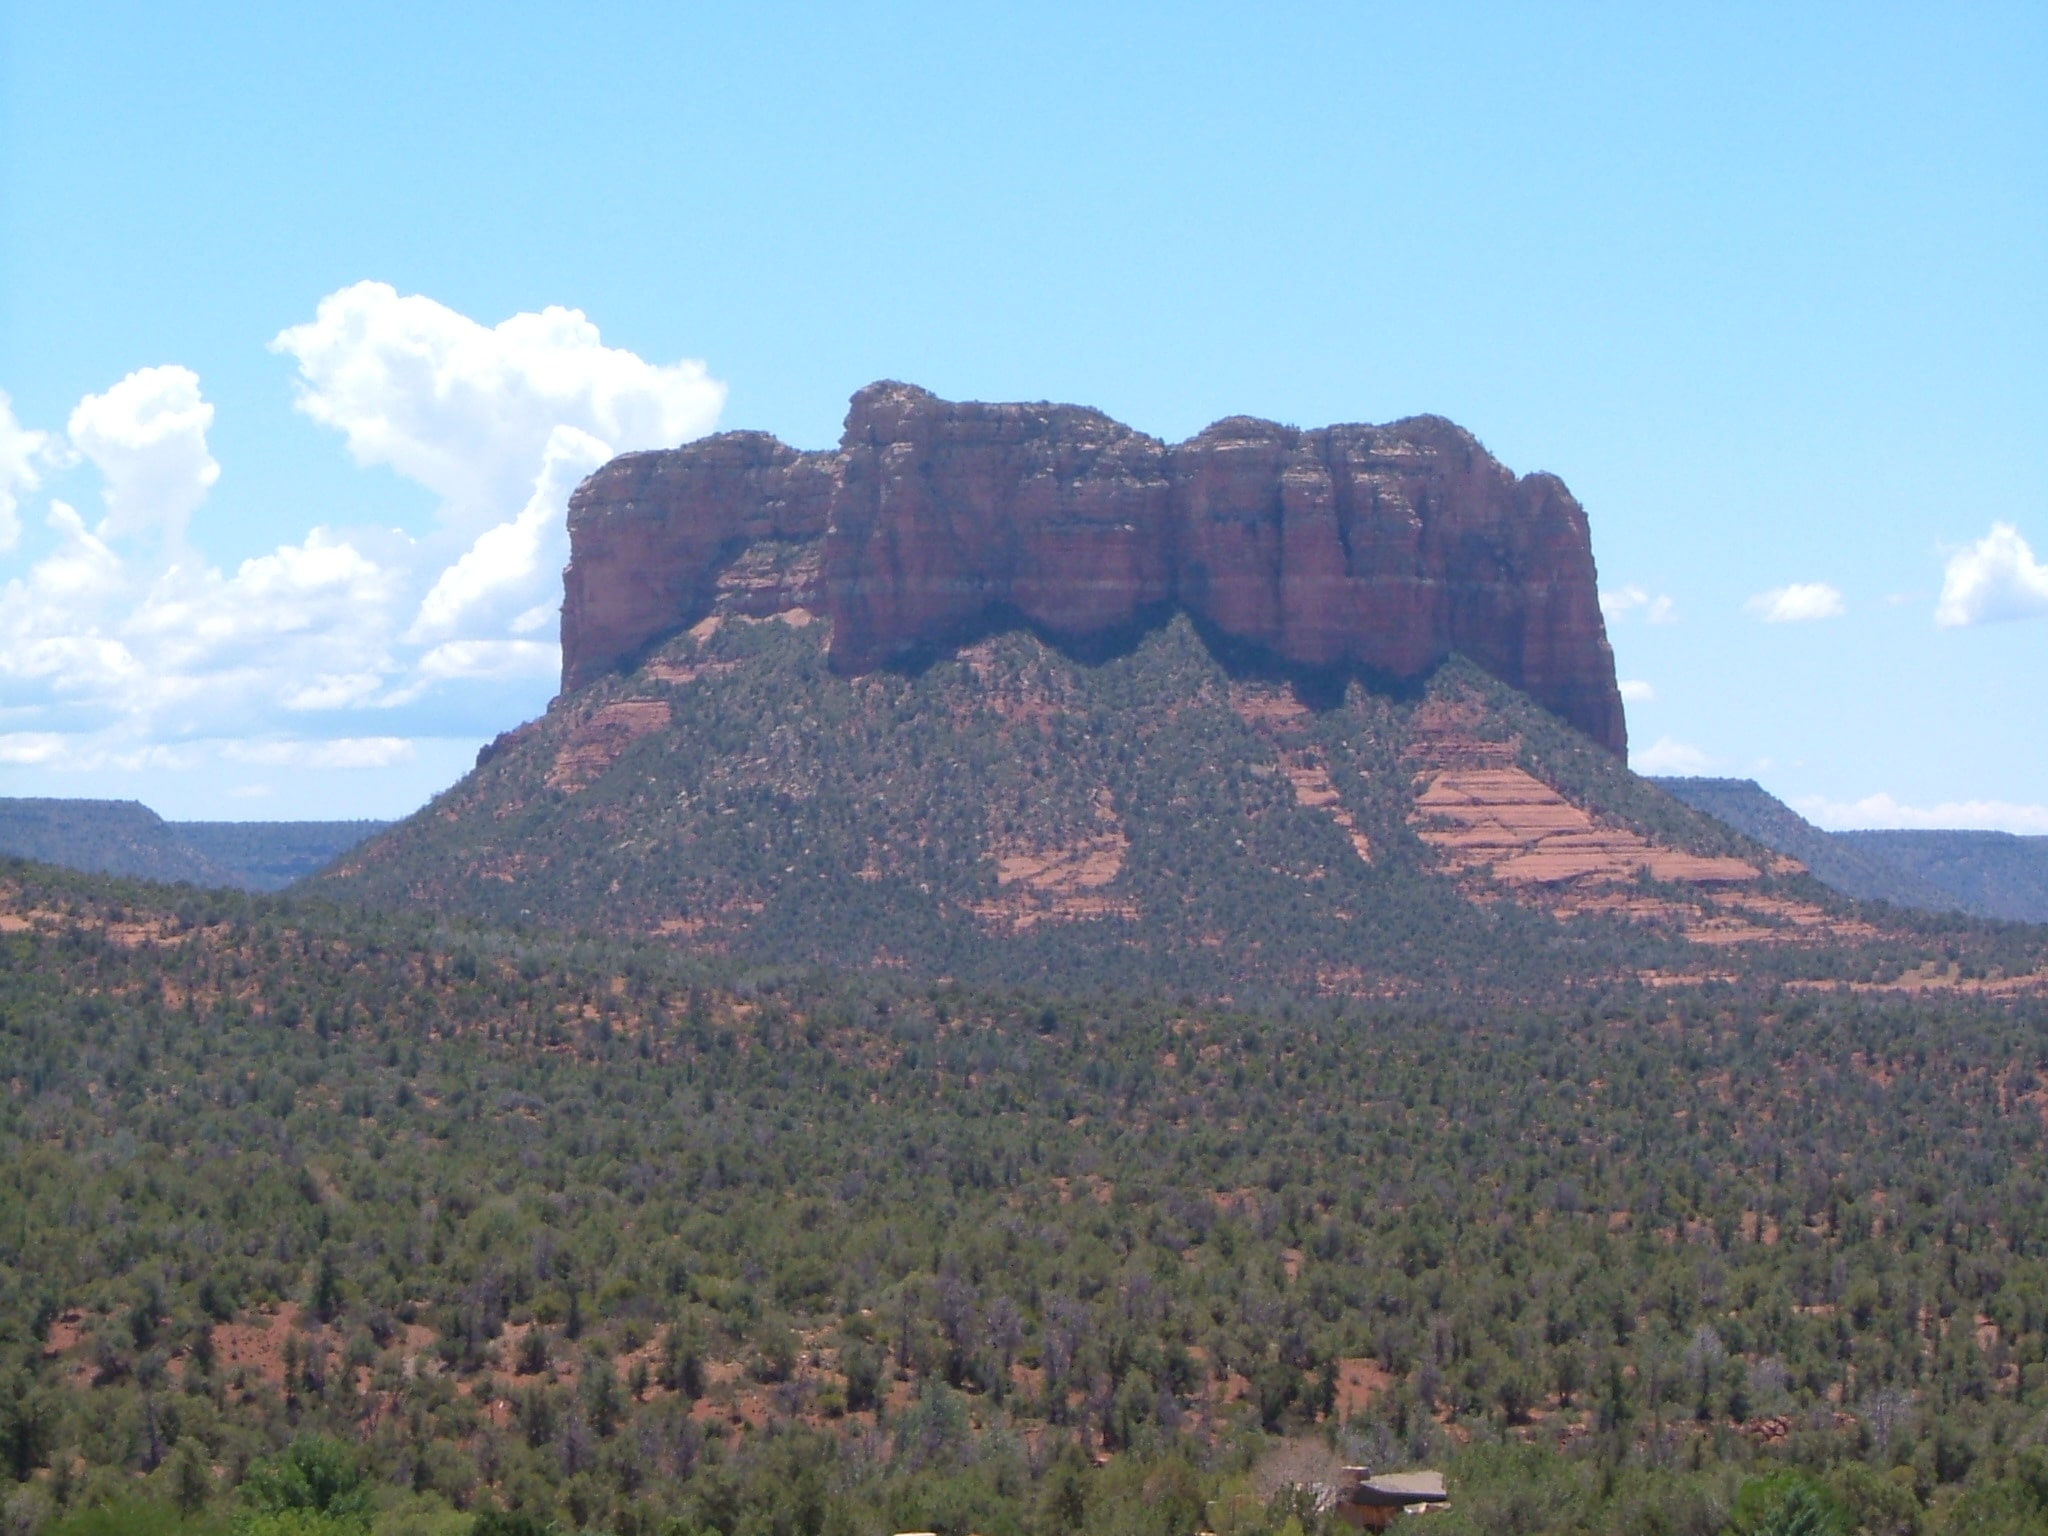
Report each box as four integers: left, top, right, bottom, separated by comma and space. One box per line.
848, 600, 1439, 716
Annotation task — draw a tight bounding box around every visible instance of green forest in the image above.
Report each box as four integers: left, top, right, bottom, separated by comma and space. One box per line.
3, 858, 2047, 1536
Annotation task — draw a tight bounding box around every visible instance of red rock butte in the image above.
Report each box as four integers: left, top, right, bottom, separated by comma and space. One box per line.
560, 382, 1628, 755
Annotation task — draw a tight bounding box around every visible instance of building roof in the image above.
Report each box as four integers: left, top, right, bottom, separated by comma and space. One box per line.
1342, 1470, 1448, 1506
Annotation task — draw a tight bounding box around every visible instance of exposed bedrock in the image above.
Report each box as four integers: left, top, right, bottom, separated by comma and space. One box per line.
560, 382, 1627, 754
560, 431, 837, 691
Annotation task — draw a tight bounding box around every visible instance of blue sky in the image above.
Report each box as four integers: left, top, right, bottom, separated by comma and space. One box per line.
2, 2, 2043, 826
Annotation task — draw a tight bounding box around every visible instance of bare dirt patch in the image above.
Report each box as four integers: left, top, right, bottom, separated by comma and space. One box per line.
1229, 683, 1372, 864
972, 790, 1137, 930
210, 1303, 306, 1390
1403, 717, 1871, 947
0, 887, 189, 947
643, 656, 736, 685
1795, 969, 2048, 998
1229, 685, 1313, 728
546, 699, 673, 792
1413, 767, 1759, 887
1280, 756, 1373, 863
1334, 1357, 1394, 1420
43, 1310, 88, 1357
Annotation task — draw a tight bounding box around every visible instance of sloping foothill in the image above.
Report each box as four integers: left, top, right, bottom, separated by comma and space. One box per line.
313, 607, 2044, 1001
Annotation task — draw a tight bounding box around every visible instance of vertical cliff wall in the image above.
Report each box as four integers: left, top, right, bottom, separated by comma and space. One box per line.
560, 382, 1627, 755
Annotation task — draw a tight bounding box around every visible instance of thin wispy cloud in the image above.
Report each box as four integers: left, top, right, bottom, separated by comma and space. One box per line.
1796, 792, 2048, 837
223, 737, 417, 770
1600, 585, 1676, 625
1746, 583, 1845, 623
1632, 737, 1710, 775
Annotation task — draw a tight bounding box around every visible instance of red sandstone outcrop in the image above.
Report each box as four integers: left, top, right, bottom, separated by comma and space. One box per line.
826, 385, 1176, 666
559, 383, 1627, 754
561, 432, 835, 687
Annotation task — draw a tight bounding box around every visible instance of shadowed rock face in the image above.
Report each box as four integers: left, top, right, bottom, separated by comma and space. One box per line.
561, 382, 1627, 754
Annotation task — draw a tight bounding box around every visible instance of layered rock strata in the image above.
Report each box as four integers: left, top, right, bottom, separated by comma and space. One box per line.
561, 382, 1627, 754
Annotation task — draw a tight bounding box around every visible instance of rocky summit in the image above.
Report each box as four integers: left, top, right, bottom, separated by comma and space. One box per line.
561, 382, 1627, 756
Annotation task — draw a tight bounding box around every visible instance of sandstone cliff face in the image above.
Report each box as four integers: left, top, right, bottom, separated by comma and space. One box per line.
560, 383, 1627, 755
561, 431, 836, 686
827, 385, 1176, 665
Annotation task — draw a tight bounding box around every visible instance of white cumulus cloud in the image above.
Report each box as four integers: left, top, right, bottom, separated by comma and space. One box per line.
378, 639, 561, 710
407, 424, 610, 644
0, 501, 398, 738
67, 366, 220, 543
124, 532, 402, 709
1934, 522, 2048, 627
1618, 679, 1656, 703
0, 390, 63, 554
0, 503, 142, 703
275, 280, 725, 659
1746, 582, 1845, 623
412, 639, 559, 684
1795, 792, 2048, 837
1600, 585, 1677, 625
0, 284, 725, 809
272, 280, 724, 537
1632, 737, 1711, 775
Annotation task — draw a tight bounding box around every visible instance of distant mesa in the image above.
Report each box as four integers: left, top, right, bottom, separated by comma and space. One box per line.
0, 798, 389, 892
1655, 778, 2048, 925
560, 382, 1627, 756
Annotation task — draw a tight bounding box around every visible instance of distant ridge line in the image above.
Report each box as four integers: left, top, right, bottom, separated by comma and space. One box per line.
1650, 777, 2048, 924
0, 796, 389, 892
